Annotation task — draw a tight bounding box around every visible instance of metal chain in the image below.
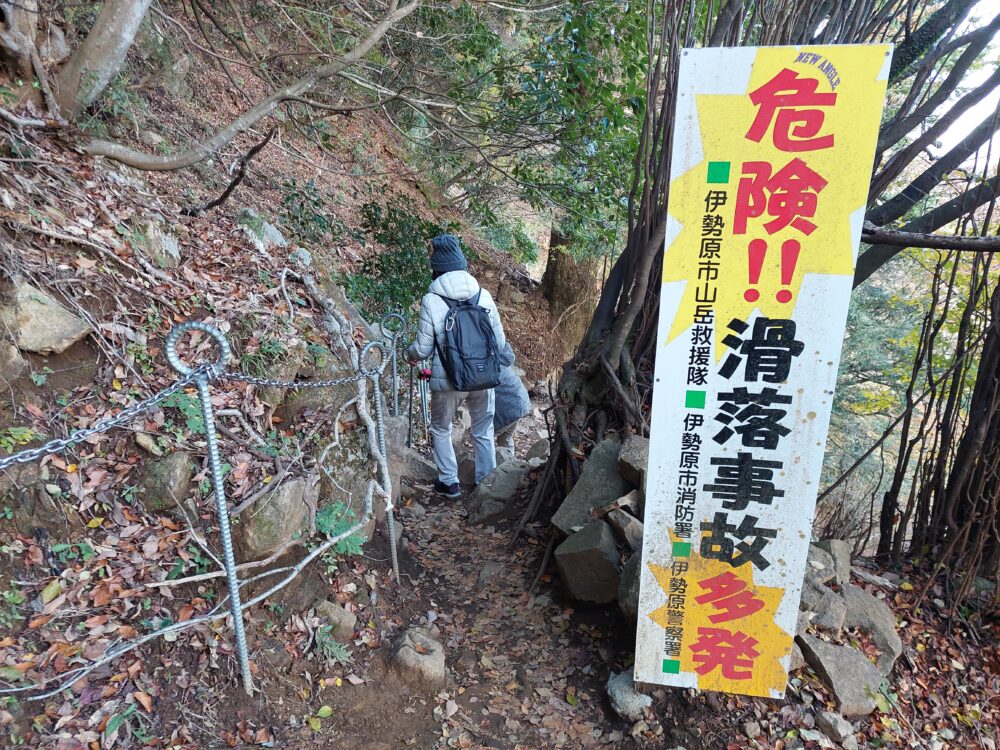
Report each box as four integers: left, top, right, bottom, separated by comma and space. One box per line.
0, 367, 207, 472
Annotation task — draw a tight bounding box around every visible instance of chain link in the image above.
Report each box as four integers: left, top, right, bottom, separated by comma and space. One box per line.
0, 367, 209, 472
221, 370, 370, 390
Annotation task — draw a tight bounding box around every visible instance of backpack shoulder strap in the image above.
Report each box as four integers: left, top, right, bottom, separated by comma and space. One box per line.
471, 290, 482, 306
433, 293, 458, 309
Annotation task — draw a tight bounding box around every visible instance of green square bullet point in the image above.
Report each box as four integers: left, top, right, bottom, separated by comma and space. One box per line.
707, 161, 731, 183
672, 541, 692, 558
685, 390, 706, 409
662, 659, 681, 674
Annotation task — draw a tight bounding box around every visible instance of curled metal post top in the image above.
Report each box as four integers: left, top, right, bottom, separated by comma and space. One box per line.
359, 340, 388, 378
380, 312, 407, 336
166, 322, 231, 377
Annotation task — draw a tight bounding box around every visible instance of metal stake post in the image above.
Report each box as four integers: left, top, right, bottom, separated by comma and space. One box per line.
165, 322, 254, 696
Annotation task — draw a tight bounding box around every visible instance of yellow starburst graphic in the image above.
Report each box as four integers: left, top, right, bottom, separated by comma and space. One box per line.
662, 45, 891, 355
648, 535, 790, 697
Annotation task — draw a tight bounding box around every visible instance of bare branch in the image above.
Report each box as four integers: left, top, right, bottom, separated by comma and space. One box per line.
861, 220, 1000, 252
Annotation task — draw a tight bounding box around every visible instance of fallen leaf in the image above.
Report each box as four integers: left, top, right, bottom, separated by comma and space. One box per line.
41, 579, 62, 604
316, 705, 333, 718
133, 691, 153, 712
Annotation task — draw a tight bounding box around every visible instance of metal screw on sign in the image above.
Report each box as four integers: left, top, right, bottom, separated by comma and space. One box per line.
165, 322, 255, 696
381, 312, 407, 418
360, 340, 400, 584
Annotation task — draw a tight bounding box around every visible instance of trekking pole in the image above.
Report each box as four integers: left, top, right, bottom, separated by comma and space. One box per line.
419, 361, 430, 444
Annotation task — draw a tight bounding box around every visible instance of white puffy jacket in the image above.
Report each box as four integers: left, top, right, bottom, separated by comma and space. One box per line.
407, 271, 507, 392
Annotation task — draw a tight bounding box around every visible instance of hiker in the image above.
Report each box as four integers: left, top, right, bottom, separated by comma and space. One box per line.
494, 341, 531, 457
407, 234, 507, 498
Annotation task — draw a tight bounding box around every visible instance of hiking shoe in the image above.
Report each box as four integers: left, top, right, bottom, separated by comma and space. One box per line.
434, 481, 462, 498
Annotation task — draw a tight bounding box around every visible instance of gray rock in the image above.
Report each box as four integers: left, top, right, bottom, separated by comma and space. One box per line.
797, 634, 882, 717
841, 585, 902, 674
458, 456, 476, 487
238, 207, 288, 255
607, 509, 643, 550
41, 24, 71, 63
464, 460, 532, 524
164, 54, 193, 99
478, 561, 504, 586
555, 521, 620, 603
315, 600, 357, 641
134, 432, 163, 457
391, 628, 446, 689
618, 434, 649, 488
239, 477, 313, 558
140, 130, 165, 149
138, 452, 194, 516
495, 445, 516, 466
607, 668, 651, 720
799, 580, 846, 633
816, 539, 852, 587
551, 438, 631, 535
401, 446, 438, 483
257, 339, 308, 410
526, 438, 550, 461
806, 543, 837, 586
316, 424, 380, 538
789, 642, 806, 672
743, 720, 762, 739
618, 553, 641, 620
816, 711, 854, 745
1, 282, 91, 355
382, 415, 407, 509
0, 338, 25, 383
135, 221, 181, 269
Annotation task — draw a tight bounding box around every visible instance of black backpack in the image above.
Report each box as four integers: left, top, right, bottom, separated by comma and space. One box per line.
435, 291, 502, 391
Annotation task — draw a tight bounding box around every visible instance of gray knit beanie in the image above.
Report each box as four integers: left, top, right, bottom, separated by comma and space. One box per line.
429, 234, 467, 273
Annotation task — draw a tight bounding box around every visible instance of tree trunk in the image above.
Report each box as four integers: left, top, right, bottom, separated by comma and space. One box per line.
542, 229, 600, 365
0, 0, 38, 80
54, 0, 154, 119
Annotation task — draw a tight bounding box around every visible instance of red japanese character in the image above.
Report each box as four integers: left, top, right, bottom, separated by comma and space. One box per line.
733, 158, 828, 235
747, 68, 837, 152
688, 627, 760, 680
694, 571, 766, 623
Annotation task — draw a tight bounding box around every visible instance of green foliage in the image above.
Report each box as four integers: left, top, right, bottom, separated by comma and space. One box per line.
316, 502, 365, 557
479, 214, 539, 264
161, 392, 205, 437
0, 427, 40, 454
314, 626, 352, 664
51, 542, 97, 566
339, 199, 461, 322
240, 337, 286, 377
167, 545, 213, 580
0, 586, 25, 631
280, 179, 360, 246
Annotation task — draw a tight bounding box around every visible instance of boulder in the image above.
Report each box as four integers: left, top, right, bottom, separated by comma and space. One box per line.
238, 207, 288, 255
391, 628, 446, 689
555, 521, 621, 603
607, 668, 651, 721
816, 712, 854, 745
1, 283, 91, 355
315, 600, 357, 641
619, 553, 641, 620
135, 221, 181, 269
841, 585, 902, 674
138, 452, 194, 516
806, 543, 837, 586
464, 460, 533, 524
41, 24, 71, 63
0, 339, 25, 383
381, 415, 408, 508
458, 456, 477, 487
239, 476, 313, 558
496, 445, 516, 466
140, 130, 166, 149
551, 438, 631, 535
816, 539, 852, 587
799, 580, 846, 633
526, 438, 550, 462
400, 446, 438, 484
257, 338, 308, 410
797, 634, 882, 717
317, 425, 380, 538
618, 434, 649, 488
607, 509, 643, 551
164, 54, 193, 99
789, 642, 806, 672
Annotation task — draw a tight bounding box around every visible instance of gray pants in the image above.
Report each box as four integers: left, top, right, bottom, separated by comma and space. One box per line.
431, 389, 496, 485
